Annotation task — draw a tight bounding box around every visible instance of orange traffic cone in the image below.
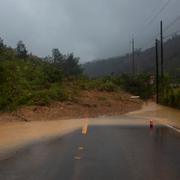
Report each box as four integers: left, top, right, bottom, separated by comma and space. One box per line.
150, 120, 154, 129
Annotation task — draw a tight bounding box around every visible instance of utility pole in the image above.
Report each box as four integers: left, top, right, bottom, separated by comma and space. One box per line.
132, 38, 135, 75
155, 39, 159, 104
160, 20, 164, 79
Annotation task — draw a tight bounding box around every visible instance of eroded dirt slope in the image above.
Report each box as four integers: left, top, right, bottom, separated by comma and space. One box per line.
0, 90, 142, 122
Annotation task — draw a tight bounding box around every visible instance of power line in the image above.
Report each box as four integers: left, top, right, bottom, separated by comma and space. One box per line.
164, 15, 180, 32
164, 30, 180, 39
135, 0, 175, 50
135, 0, 173, 39
141, 28, 180, 50
146, 0, 172, 26
139, 30, 160, 50
141, 38, 155, 50
132, 0, 179, 56
143, 15, 180, 48
142, 0, 165, 25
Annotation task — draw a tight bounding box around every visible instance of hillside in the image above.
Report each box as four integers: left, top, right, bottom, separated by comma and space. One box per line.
0, 90, 142, 122
0, 36, 179, 112
0, 38, 143, 114
83, 35, 180, 81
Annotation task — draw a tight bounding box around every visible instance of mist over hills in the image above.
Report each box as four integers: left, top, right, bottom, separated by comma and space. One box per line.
83, 35, 180, 81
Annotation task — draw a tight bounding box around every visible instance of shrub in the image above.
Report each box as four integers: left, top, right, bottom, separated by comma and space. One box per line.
0, 60, 29, 110
120, 74, 155, 99
98, 81, 117, 92
160, 88, 180, 109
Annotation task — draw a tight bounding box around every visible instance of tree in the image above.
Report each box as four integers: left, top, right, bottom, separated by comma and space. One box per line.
63, 53, 82, 76
52, 48, 63, 65
44, 56, 53, 63
0, 37, 4, 49
16, 41, 27, 59
43, 63, 62, 83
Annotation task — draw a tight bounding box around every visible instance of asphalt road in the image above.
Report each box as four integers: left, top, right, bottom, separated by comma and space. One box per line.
0, 124, 180, 180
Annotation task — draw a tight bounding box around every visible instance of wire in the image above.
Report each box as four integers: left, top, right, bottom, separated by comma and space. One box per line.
164, 30, 180, 39
135, 0, 174, 49
142, 0, 165, 24
164, 15, 180, 32
146, 0, 172, 26
132, 0, 179, 53
142, 29, 180, 50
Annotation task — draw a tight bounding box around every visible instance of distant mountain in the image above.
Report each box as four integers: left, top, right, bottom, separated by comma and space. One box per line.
83, 35, 180, 81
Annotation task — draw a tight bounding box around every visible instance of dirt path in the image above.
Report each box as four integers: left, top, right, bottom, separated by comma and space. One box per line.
129, 101, 180, 129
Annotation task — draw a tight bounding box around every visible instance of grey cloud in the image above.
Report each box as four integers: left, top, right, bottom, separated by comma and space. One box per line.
0, 0, 179, 62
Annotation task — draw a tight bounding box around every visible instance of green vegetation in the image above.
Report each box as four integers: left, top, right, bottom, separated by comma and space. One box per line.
120, 74, 155, 99
83, 34, 180, 109
161, 88, 180, 109
81, 77, 118, 92
0, 39, 83, 110
76, 74, 155, 99
159, 76, 180, 109
0, 36, 179, 111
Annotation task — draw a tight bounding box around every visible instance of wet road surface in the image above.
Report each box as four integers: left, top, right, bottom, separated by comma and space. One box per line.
0, 125, 180, 180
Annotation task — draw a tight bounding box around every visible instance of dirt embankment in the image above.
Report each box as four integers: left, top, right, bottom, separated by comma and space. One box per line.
0, 90, 142, 123
129, 101, 180, 129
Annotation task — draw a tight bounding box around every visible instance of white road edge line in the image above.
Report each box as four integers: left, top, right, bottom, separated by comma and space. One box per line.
165, 124, 180, 133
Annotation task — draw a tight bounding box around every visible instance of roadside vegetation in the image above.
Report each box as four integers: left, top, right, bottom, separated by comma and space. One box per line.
159, 76, 180, 109
0, 37, 179, 111
0, 38, 125, 111
0, 38, 83, 110
161, 87, 180, 109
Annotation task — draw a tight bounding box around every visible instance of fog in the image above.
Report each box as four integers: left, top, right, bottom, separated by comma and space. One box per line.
0, 0, 179, 62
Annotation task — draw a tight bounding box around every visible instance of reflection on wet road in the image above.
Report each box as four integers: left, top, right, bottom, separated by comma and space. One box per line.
0, 125, 179, 180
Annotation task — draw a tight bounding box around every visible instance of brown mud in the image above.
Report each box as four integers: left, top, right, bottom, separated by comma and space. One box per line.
0, 90, 142, 123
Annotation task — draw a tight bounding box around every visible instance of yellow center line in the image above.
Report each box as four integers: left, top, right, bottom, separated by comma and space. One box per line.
74, 156, 81, 160
78, 146, 84, 150
82, 118, 89, 135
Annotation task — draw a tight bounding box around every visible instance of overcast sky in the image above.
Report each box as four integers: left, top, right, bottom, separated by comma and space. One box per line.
0, 0, 180, 62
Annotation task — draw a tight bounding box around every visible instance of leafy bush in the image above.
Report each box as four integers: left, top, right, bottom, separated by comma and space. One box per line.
160, 89, 180, 109
120, 74, 155, 99
0, 60, 29, 110
98, 81, 117, 92
0, 42, 83, 110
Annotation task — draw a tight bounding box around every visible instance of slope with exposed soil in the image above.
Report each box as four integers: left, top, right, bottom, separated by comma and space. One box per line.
0, 90, 142, 122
